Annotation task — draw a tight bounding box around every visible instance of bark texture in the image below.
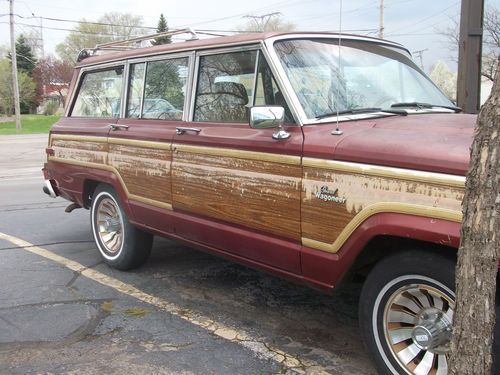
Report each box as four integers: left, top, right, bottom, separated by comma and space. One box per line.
449, 69, 500, 374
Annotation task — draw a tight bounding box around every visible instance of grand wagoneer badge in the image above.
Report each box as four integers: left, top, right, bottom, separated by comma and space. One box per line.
315, 186, 347, 204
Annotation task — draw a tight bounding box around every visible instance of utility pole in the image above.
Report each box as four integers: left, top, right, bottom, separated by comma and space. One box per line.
412, 49, 428, 70
9, 0, 21, 131
457, 0, 484, 113
379, 0, 384, 39
243, 12, 281, 32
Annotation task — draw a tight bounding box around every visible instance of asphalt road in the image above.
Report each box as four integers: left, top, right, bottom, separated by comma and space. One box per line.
0, 134, 376, 375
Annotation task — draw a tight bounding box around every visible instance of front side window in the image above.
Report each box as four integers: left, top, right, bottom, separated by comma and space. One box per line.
254, 54, 294, 123
72, 67, 123, 118
274, 39, 453, 120
126, 57, 188, 120
194, 50, 257, 123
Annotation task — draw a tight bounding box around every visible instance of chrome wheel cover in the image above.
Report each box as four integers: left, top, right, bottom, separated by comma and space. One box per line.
383, 282, 454, 375
95, 197, 123, 256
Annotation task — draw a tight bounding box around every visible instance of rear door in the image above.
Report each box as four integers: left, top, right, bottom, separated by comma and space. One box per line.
112, 53, 192, 234
172, 48, 303, 273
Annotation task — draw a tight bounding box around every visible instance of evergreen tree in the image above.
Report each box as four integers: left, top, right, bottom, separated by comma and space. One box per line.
151, 14, 172, 45
8, 35, 37, 76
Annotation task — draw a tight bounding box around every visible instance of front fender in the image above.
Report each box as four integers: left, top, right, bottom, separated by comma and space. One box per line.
301, 212, 460, 291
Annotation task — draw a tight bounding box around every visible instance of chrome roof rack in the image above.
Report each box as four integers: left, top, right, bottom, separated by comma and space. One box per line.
77, 28, 221, 62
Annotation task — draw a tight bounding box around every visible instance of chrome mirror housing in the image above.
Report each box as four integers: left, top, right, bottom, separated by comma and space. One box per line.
249, 106, 290, 140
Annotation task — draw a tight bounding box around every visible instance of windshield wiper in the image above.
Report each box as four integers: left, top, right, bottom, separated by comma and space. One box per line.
391, 102, 462, 113
316, 107, 407, 120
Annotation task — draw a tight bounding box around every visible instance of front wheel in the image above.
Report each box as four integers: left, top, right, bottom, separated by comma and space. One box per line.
359, 250, 455, 375
90, 184, 153, 270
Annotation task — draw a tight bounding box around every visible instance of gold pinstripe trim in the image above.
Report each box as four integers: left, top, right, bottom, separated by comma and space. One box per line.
302, 202, 462, 253
108, 137, 172, 150
174, 144, 301, 166
51, 134, 108, 143
303, 157, 465, 188
48, 156, 173, 211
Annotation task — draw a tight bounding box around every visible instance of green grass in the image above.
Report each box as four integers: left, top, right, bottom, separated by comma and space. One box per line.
0, 115, 60, 135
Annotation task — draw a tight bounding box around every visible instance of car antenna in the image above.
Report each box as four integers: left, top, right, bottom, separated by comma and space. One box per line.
332, 0, 344, 136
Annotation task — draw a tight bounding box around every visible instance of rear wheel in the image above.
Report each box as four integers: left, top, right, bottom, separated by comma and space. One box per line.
359, 251, 455, 375
90, 184, 153, 270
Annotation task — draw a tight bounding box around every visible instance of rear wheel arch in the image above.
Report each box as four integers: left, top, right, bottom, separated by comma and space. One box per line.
82, 177, 133, 218
90, 183, 153, 270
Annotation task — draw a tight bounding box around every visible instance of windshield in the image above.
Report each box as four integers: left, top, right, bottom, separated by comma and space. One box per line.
273, 39, 453, 120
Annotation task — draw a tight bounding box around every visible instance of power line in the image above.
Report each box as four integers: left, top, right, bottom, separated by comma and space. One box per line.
386, 1, 460, 36
0, 22, 131, 37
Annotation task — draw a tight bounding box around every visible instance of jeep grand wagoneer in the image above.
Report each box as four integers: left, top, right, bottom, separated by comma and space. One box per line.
42, 31, 474, 375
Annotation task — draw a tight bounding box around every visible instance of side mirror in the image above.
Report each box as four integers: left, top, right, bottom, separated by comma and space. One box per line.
249, 106, 290, 140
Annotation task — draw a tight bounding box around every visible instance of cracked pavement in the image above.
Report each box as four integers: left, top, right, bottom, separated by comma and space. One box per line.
0, 134, 377, 374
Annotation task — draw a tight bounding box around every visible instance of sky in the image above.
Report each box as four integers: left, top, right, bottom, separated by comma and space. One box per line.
0, 0, 498, 72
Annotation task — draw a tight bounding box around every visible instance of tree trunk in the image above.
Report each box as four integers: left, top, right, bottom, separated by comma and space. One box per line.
449, 69, 500, 374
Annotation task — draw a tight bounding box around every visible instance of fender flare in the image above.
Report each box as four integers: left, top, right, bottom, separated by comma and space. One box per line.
301, 211, 461, 290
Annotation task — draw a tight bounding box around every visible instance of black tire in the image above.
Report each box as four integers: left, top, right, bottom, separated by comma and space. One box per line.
359, 250, 456, 375
90, 184, 153, 270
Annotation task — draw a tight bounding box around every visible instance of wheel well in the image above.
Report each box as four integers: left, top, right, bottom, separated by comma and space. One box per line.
82, 180, 100, 208
348, 236, 457, 282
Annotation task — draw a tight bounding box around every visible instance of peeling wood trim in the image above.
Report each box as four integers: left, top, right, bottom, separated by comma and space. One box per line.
48, 156, 173, 211
303, 157, 466, 188
174, 144, 301, 166
302, 202, 462, 253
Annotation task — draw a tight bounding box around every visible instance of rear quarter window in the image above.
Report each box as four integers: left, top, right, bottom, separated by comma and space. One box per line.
71, 67, 124, 118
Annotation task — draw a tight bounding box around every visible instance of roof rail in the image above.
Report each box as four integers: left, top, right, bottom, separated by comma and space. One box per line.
76, 28, 204, 63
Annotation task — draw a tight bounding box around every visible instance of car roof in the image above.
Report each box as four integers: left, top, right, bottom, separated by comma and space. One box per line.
76, 32, 408, 68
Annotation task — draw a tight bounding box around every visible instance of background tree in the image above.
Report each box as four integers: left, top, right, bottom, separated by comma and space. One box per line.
32, 56, 74, 106
429, 60, 458, 100
448, 69, 499, 373
438, 5, 499, 82
0, 59, 35, 115
56, 12, 146, 64
151, 14, 172, 45
8, 35, 37, 76
238, 13, 296, 32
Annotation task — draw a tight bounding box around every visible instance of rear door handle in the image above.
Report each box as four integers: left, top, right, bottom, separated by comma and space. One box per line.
109, 124, 129, 131
176, 127, 201, 135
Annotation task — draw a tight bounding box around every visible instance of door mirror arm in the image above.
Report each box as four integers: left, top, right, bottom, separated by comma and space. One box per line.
249, 106, 290, 140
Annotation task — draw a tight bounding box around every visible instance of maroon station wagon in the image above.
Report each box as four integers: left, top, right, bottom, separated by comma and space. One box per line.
42, 31, 475, 375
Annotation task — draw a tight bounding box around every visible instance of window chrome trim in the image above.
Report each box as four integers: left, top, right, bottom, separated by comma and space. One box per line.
120, 63, 129, 119
251, 50, 260, 107
183, 51, 196, 122
139, 62, 147, 119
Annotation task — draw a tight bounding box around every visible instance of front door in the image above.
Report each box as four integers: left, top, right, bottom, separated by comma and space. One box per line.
172, 49, 303, 273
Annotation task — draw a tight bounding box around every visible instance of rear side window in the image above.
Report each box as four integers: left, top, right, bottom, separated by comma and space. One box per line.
194, 50, 257, 123
71, 67, 123, 118
126, 57, 188, 120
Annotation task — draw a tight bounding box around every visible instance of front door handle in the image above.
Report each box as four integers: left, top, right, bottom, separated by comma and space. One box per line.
109, 124, 129, 131
176, 127, 201, 135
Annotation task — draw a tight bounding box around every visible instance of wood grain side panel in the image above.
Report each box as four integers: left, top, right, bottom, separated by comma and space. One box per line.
108, 144, 172, 205
173, 152, 302, 178
52, 140, 107, 152
49, 137, 173, 208
302, 166, 465, 245
172, 151, 302, 241
51, 139, 107, 165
